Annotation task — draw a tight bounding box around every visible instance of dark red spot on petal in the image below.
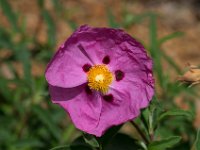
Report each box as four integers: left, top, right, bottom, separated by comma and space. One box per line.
85, 85, 92, 95
82, 64, 91, 72
102, 56, 110, 64
115, 70, 124, 81
103, 94, 113, 102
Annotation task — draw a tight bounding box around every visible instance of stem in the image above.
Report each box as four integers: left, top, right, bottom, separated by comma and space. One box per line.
130, 121, 149, 144
148, 108, 155, 141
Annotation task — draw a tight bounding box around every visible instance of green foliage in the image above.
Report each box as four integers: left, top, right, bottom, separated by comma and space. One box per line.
83, 133, 100, 148
148, 136, 182, 150
32, 105, 61, 140
107, 10, 121, 28
192, 129, 200, 150
0, 2, 198, 150
158, 109, 194, 122
104, 133, 143, 150
0, 0, 19, 31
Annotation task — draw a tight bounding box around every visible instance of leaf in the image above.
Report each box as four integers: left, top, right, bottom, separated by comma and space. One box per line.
148, 136, 182, 150
12, 139, 44, 148
122, 12, 152, 28
148, 14, 164, 89
62, 124, 76, 143
0, 76, 11, 101
37, 0, 44, 9
158, 109, 194, 122
107, 10, 120, 28
141, 97, 162, 137
67, 20, 78, 31
71, 136, 93, 150
0, 0, 19, 31
42, 9, 56, 47
149, 13, 158, 57
20, 48, 32, 84
50, 145, 70, 150
104, 133, 143, 150
161, 51, 181, 73
158, 32, 184, 46
51, 0, 63, 15
83, 133, 99, 148
193, 129, 200, 150
98, 124, 123, 147
32, 105, 61, 141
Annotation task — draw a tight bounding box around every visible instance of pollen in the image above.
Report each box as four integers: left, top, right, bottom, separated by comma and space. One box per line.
87, 65, 113, 94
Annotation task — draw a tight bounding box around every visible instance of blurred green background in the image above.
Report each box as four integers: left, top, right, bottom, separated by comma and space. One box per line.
0, 0, 200, 149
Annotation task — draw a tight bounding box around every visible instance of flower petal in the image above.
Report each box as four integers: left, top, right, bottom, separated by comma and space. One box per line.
110, 70, 154, 109
109, 54, 154, 109
49, 84, 103, 135
45, 45, 90, 87
91, 89, 140, 136
68, 25, 152, 72
107, 35, 154, 108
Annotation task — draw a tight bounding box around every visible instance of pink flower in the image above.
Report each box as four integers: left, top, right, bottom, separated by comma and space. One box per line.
45, 25, 154, 137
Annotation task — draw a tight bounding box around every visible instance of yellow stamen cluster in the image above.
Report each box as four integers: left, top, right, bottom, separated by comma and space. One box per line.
87, 65, 113, 94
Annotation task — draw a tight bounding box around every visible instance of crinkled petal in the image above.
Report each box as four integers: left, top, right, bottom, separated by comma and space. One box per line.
91, 88, 140, 136
109, 47, 154, 109
110, 71, 154, 109
66, 25, 152, 72
49, 84, 103, 135
103, 33, 154, 108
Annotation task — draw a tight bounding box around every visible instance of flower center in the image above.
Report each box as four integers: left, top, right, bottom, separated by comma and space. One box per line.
87, 65, 113, 94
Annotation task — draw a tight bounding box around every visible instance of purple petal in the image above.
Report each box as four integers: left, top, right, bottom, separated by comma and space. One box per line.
49, 84, 103, 135
92, 89, 140, 136
110, 71, 154, 109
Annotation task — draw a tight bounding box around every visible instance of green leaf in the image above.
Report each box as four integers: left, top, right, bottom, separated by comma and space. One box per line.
107, 10, 120, 28
0, 0, 19, 31
83, 133, 99, 148
141, 97, 161, 139
161, 51, 181, 73
148, 14, 164, 89
0, 26, 14, 50
0, 76, 11, 101
122, 12, 152, 28
12, 139, 44, 148
148, 136, 182, 150
71, 136, 93, 150
104, 133, 143, 150
158, 109, 194, 122
20, 48, 32, 84
32, 105, 61, 141
193, 129, 200, 150
149, 13, 158, 57
37, 0, 44, 9
158, 32, 184, 46
67, 20, 78, 31
98, 124, 123, 147
42, 9, 56, 47
62, 124, 76, 143
50, 145, 70, 150
51, 0, 63, 15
